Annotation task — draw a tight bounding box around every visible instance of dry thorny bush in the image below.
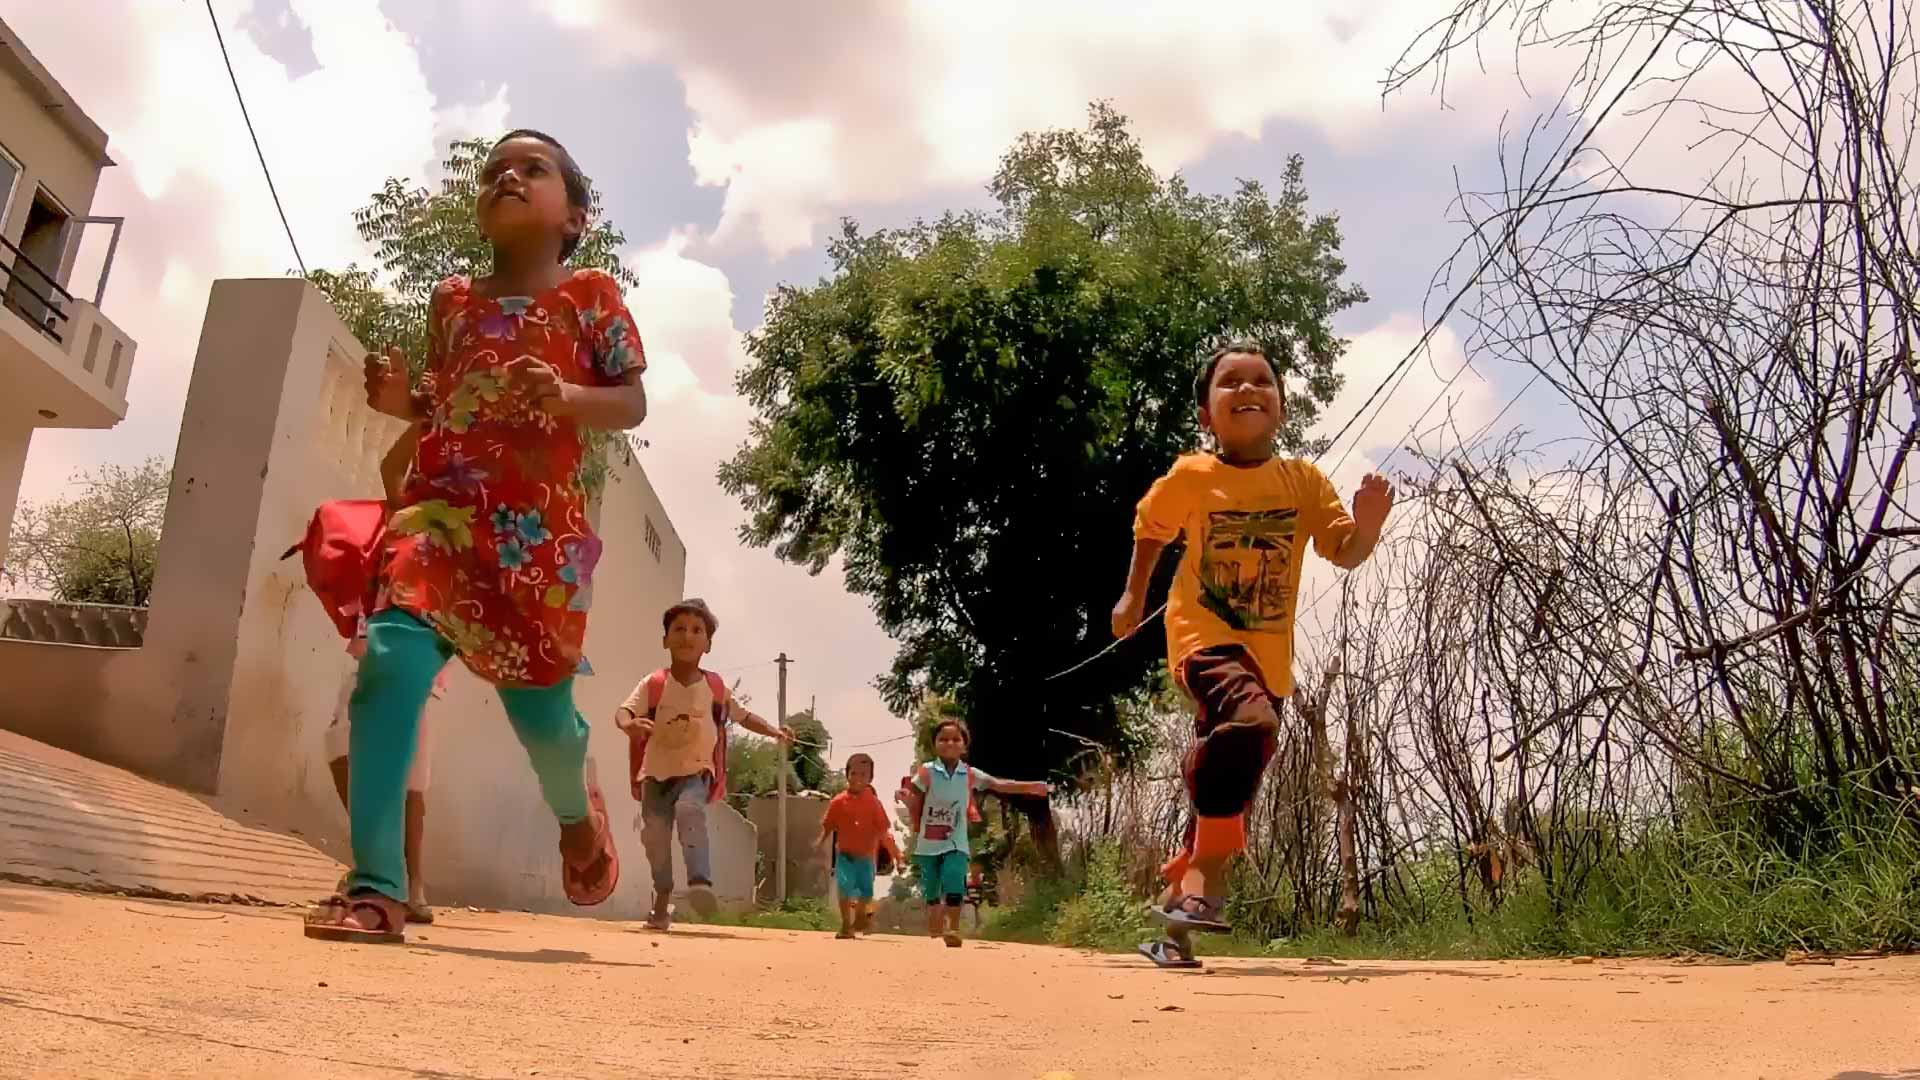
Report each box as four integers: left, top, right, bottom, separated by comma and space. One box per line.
1060, 0, 1919, 937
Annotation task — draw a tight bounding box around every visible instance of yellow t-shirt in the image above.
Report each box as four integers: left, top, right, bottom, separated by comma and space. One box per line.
1133, 453, 1355, 698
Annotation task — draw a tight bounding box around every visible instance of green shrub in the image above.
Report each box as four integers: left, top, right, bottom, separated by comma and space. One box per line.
1044, 842, 1155, 950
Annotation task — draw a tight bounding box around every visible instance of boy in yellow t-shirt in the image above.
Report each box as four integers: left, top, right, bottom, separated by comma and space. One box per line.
1112, 340, 1393, 966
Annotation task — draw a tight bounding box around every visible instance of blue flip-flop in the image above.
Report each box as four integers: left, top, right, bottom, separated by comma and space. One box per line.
1139, 939, 1202, 969
1151, 895, 1231, 934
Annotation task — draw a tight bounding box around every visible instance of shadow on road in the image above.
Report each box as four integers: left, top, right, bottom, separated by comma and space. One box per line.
623, 926, 751, 942
0, 886, 55, 915
409, 941, 651, 968
1079, 957, 1507, 983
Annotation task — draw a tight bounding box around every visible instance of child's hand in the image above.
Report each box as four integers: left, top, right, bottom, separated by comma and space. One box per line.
774, 724, 797, 744
364, 347, 413, 418
1111, 592, 1145, 639
615, 712, 653, 738
504, 357, 567, 413
1352, 473, 1394, 533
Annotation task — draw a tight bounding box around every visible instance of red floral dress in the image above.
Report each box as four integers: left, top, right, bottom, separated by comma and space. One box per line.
378, 269, 645, 687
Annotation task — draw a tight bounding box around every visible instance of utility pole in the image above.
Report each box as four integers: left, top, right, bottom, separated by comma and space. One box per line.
811, 692, 827, 907
775, 652, 791, 904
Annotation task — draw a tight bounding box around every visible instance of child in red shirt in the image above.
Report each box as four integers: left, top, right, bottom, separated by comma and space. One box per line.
816, 752, 902, 939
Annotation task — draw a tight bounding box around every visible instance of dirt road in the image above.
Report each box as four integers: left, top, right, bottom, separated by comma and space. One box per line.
1, 883, 1915, 1079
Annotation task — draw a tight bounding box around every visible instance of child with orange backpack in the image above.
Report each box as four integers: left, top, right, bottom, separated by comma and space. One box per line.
902, 718, 1050, 947
615, 598, 793, 929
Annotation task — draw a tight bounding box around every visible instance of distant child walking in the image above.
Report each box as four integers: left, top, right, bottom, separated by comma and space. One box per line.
904, 719, 1049, 947
305, 129, 649, 944
816, 752, 902, 939
1112, 339, 1392, 967
617, 598, 794, 930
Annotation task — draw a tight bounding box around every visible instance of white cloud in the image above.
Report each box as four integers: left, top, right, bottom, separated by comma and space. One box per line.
432, 84, 513, 159
6, 0, 507, 505
1315, 314, 1495, 490
543, 0, 1541, 257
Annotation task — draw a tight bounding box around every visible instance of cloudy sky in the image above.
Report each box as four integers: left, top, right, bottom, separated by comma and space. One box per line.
9, 0, 1633, 788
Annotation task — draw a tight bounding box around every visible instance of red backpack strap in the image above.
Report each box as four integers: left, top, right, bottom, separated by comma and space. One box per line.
703, 669, 729, 803
962, 763, 982, 824
644, 669, 668, 715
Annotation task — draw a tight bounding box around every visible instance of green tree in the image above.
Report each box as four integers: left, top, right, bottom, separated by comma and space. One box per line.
724, 735, 791, 810
720, 103, 1365, 860
724, 704, 837, 807
308, 137, 644, 496
4, 458, 170, 606
786, 705, 834, 791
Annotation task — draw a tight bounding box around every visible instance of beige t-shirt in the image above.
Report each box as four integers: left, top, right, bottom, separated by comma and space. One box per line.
624, 672, 730, 783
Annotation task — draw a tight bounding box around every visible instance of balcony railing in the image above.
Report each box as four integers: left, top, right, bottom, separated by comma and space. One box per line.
0, 231, 74, 344
0, 597, 148, 648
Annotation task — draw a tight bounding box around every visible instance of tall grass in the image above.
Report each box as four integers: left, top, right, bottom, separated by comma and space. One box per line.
987, 789, 1920, 960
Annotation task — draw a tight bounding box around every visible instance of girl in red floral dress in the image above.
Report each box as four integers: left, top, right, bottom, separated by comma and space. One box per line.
306, 129, 648, 944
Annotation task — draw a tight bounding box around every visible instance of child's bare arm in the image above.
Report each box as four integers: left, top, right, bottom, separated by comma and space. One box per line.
613, 683, 650, 735
550, 373, 647, 430
986, 777, 1051, 799
1112, 537, 1167, 638
506, 361, 648, 431
1329, 532, 1380, 569
1329, 474, 1394, 569
902, 787, 925, 842
735, 708, 795, 743
378, 424, 420, 508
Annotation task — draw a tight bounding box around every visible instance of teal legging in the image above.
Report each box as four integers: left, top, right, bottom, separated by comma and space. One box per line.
346, 608, 591, 901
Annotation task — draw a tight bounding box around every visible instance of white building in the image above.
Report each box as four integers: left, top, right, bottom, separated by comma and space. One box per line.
0, 16, 136, 574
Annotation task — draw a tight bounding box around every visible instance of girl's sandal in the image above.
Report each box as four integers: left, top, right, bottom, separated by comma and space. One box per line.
1139, 937, 1203, 970
561, 778, 620, 907
1151, 894, 1232, 934
943, 932, 963, 948
304, 892, 406, 945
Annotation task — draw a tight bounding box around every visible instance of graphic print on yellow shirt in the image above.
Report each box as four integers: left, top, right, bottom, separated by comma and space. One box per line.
1199, 507, 1303, 630
1134, 454, 1355, 699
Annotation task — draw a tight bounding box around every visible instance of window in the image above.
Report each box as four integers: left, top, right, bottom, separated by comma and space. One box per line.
644, 516, 663, 561
0, 143, 18, 235
5, 186, 72, 338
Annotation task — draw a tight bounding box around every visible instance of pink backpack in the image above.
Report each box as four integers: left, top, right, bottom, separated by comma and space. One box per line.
624, 669, 730, 803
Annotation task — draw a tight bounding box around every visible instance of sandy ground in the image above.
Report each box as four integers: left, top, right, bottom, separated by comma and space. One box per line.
2, 884, 1917, 1079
